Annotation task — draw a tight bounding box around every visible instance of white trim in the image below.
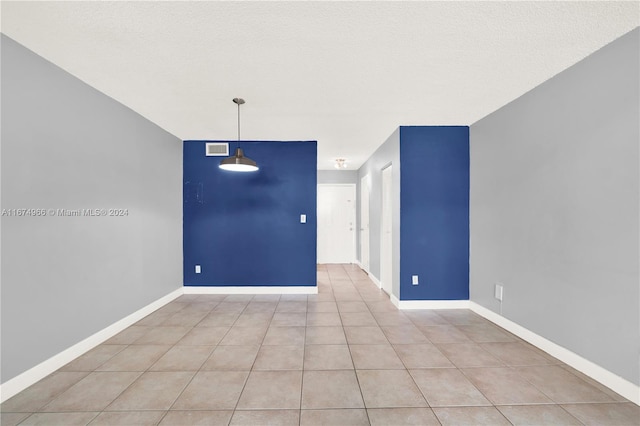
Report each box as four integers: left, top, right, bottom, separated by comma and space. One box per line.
0, 288, 183, 403
380, 164, 393, 296
390, 294, 400, 307
359, 173, 371, 275
369, 273, 382, 289
394, 298, 471, 310
469, 302, 640, 406
183, 286, 318, 295
355, 260, 371, 276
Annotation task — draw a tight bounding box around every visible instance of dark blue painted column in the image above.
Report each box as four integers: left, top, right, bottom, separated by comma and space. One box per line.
399, 126, 469, 300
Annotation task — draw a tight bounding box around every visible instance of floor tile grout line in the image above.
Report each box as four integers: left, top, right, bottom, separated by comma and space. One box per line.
555, 365, 628, 402
125, 351, 196, 419
340, 266, 372, 425
494, 403, 586, 426
457, 365, 555, 409
297, 304, 309, 425
33, 367, 136, 415
228, 302, 272, 419
345, 337, 372, 424
499, 363, 619, 406
110, 296, 240, 423
88, 369, 146, 420
349, 267, 488, 422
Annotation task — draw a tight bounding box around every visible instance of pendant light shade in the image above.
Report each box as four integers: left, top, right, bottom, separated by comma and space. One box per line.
219, 98, 259, 172
219, 147, 258, 172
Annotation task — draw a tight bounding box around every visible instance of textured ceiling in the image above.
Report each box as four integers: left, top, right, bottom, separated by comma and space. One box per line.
1, 1, 638, 169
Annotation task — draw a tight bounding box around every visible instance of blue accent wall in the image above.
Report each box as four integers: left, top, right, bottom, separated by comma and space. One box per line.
399, 126, 469, 300
183, 141, 317, 286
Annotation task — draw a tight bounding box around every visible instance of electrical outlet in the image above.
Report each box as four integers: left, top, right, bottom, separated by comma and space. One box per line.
195, 265, 201, 274
494, 283, 503, 301
300, 214, 307, 223
412, 275, 419, 285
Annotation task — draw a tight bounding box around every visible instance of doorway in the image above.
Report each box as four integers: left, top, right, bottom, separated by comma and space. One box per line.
317, 184, 356, 264
380, 165, 393, 295
360, 174, 370, 273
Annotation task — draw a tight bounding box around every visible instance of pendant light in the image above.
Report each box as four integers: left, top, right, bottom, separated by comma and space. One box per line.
219, 98, 259, 172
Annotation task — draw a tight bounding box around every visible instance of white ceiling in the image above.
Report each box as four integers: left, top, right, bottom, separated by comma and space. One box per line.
1, 1, 638, 169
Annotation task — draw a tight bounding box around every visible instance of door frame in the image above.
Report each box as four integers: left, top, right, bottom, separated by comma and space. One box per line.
380, 164, 393, 295
359, 174, 371, 273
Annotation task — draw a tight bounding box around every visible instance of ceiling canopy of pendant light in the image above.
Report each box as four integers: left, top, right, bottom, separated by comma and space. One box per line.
219, 98, 259, 172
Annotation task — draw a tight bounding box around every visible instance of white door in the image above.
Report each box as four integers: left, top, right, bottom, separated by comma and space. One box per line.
360, 175, 370, 272
317, 184, 356, 264
380, 165, 393, 294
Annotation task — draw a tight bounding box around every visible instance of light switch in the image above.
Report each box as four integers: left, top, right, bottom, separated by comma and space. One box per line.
300, 214, 307, 223
412, 275, 419, 285
195, 265, 201, 274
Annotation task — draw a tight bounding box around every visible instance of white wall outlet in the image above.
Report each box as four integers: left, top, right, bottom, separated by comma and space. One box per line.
195, 265, 201, 274
494, 283, 503, 301
300, 214, 307, 223
412, 275, 419, 285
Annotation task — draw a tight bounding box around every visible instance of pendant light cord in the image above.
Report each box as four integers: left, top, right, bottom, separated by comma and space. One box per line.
232, 97, 245, 146
237, 101, 241, 141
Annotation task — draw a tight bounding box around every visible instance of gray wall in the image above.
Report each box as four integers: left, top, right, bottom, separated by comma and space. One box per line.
1, 35, 183, 383
357, 129, 401, 298
318, 170, 358, 184
470, 28, 639, 385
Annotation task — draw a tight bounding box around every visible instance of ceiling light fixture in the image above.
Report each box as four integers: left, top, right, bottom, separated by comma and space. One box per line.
219, 98, 259, 172
334, 158, 348, 169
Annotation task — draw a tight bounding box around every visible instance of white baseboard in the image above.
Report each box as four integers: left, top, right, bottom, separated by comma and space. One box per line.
354, 260, 370, 274
10, 284, 635, 406
469, 302, 640, 406
390, 294, 400, 307
393, 297, 471, 310
1, 283, 319, 402
183, 286, 318, 295
369, 274, 382, 289
0, 288, 183, 403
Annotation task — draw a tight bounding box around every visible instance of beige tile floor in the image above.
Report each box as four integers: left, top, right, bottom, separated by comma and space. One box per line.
2, 264, 638, 425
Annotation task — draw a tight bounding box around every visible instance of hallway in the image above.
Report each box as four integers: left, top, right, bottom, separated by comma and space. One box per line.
1, 264, 636, 425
